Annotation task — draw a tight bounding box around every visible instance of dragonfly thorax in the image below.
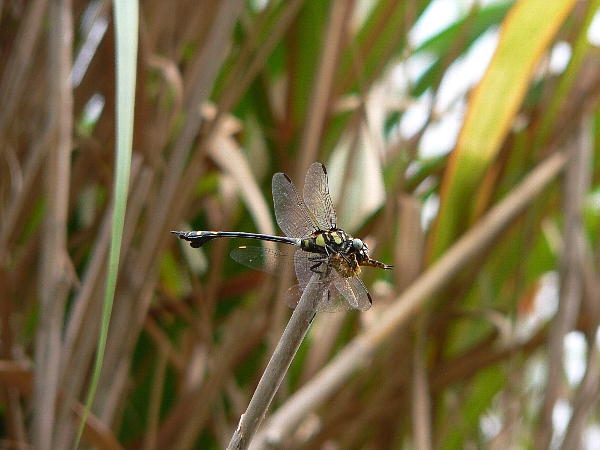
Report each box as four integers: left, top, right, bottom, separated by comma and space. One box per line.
300, 229, 359, 256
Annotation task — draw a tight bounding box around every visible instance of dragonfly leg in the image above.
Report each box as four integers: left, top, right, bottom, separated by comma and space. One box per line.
308, 256, 326, 274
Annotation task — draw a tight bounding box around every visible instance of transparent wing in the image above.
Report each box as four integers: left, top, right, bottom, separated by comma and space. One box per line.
272, 172, 319, 238
331, 275, 372, 311
303, 162, 337, 230
293, 249, 317, 289
286, 250, 372, 312
284, 278, 358, 313
284, 284, 311, 310
230, 246, 295, 275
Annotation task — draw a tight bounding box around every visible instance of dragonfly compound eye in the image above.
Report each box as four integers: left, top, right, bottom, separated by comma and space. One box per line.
352, 238, 364, 251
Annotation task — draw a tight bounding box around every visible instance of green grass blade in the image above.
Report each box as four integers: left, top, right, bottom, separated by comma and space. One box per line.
73, 0, 138, 447
427, 0, 578, 261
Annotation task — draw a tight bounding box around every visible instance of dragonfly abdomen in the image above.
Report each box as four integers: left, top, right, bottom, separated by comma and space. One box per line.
172, 230, 300, 248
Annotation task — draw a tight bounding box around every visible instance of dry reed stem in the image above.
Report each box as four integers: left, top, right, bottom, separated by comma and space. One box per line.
34, 1, 73, 448
298, 0, 351, 175
412, 315, 432, 450
227, 306, 316, 450
536, 117, 593, 449
0, 0, 48, 141
217, 0, 305, 115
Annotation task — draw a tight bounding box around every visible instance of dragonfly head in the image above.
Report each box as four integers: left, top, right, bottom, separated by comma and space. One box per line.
351, 238, 371, 263
352, 238, 366, 252
352, 237, 393, 270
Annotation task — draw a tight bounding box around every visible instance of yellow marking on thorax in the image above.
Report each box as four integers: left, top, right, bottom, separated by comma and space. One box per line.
315, 234, 326, 247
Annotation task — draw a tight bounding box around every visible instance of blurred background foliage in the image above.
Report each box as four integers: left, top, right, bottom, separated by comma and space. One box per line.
1, 0, 600, 448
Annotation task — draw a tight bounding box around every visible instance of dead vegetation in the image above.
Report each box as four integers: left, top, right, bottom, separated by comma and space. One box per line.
1, 1, 600, 449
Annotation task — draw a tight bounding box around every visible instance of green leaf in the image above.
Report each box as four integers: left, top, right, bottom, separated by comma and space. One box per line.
427, 0, 578, 262
74, 0, 138, 447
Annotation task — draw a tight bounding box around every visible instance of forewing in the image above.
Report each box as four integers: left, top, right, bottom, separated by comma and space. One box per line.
230, 246, 295, 275
272, 172, 318, 238
303, 162, 337, 230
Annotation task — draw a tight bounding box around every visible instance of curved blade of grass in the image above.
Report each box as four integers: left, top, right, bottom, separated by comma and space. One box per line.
74, 0, 138, 447
413, 2, 512, 55
533, 0, 600, 150
427, 0, 577, 262
412, 1, 513, 96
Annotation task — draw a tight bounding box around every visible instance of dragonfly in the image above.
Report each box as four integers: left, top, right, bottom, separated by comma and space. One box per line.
172, 162, 393, 312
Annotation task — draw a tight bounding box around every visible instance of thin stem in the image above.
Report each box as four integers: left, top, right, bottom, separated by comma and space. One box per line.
227, 301, 316, 449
